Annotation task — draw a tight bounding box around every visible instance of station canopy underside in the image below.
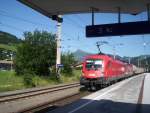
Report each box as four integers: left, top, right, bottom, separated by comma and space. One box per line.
19, 0, 150, 17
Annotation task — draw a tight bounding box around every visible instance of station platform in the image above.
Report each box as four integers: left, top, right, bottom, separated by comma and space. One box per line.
47, 73, 150, 113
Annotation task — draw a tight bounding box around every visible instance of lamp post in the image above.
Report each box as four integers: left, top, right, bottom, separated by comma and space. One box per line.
10, 53, 13, 71
56, 15, 62, 78
143, 41, 150, 72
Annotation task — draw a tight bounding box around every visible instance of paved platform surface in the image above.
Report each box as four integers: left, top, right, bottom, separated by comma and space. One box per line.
141, 73, 150, 113
47, 73, 150, 113
142, 73, 150, 104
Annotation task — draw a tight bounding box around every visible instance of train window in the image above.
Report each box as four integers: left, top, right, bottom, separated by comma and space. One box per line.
86, 59, 103, 70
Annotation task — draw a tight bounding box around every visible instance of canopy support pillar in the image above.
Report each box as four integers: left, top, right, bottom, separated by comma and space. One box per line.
56, 15, 62, 78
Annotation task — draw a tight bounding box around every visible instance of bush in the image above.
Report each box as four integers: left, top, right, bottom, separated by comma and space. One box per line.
23, 74, 36, 87
61, 52, 77, 75
14, 30, 56, 76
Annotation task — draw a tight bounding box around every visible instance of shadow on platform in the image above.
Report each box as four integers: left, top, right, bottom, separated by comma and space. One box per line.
45, 99, 150, 113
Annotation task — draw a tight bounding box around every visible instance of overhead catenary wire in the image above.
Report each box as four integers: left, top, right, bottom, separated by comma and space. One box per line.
64, 16, 85, 29
62, 34, 79, 41
0, 10, 90, 53
63, 15, 86, 42
0, 10, 86, 42
0, 13, 84, 49
0, 10, 86, 38
72, 14, 89, 25
0, 10, 56, 29
0, 22, 25, 32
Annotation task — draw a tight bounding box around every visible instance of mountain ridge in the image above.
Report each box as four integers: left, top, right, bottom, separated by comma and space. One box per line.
73, 49, 150, 69
0, 31, 22, 44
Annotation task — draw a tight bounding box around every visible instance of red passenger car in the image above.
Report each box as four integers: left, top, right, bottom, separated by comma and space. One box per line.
80, 54, 133, 89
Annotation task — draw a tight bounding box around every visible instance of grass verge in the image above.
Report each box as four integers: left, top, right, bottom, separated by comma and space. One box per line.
0, 69, 81, 92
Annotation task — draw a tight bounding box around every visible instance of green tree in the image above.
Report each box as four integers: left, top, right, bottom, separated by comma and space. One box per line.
61, 52, 77, 74
14, 30, 56, 76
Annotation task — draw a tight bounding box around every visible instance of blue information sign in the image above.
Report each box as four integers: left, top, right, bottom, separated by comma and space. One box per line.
57, 64, 64, 68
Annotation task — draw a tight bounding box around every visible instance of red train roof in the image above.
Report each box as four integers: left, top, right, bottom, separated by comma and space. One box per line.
84, 54, 127, 65
84, 54, 112, 60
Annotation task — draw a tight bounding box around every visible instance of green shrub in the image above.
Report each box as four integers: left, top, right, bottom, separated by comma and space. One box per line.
23, 73, 36, 87
14, 30, 56, 76
61, 52, 77, 75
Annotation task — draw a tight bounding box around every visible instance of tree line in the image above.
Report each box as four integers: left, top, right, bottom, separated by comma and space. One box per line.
14, 30, 77, 76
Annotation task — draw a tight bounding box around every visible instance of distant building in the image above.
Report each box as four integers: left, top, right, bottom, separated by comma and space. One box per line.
0, 60, 13, 70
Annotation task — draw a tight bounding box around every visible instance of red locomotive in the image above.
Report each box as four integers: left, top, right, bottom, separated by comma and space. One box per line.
80, 54, 134, 90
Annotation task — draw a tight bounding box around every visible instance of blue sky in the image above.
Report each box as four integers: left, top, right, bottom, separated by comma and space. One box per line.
0, 0, 150, 57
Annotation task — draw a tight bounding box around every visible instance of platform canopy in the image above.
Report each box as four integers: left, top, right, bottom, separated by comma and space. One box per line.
19, 0, 150, 18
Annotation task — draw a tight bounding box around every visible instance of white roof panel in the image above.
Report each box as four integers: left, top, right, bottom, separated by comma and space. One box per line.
19, 0, 150, 17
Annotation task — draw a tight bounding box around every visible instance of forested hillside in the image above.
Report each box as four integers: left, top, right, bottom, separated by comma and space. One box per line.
0, 31, 22, 60
0, 31, 21, 44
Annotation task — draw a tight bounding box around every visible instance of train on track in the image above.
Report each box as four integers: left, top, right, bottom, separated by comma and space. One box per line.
80, 53, 144, 90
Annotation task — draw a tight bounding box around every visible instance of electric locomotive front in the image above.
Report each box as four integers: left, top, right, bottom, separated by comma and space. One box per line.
80, 54, 109, 88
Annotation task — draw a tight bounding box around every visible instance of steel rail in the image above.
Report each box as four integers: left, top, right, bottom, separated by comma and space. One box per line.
0, 83, 80, 103
18, 92, 82, 113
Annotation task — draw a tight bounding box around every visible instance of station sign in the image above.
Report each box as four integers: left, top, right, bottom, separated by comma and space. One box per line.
57, 64, 64, 68
86, 21, 150, 37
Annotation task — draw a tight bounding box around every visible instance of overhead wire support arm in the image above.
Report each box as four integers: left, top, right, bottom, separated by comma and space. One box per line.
118, 7, 121, 23
92, 8, 95, 25
147, 4, 150, 21
91, 7, 98, 25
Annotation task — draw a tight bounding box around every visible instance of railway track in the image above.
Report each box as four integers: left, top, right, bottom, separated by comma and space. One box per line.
20, 91, 90, 113
0, 82, 80, 103
0, 82, 86, 113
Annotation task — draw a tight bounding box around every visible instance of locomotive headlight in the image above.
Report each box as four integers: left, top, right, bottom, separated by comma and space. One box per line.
121, 67, 125, 72
82, 73, 85, 76
89, 73, 95, 76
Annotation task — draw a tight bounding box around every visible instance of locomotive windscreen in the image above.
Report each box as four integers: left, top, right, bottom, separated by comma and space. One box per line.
86, 59, 103, 70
